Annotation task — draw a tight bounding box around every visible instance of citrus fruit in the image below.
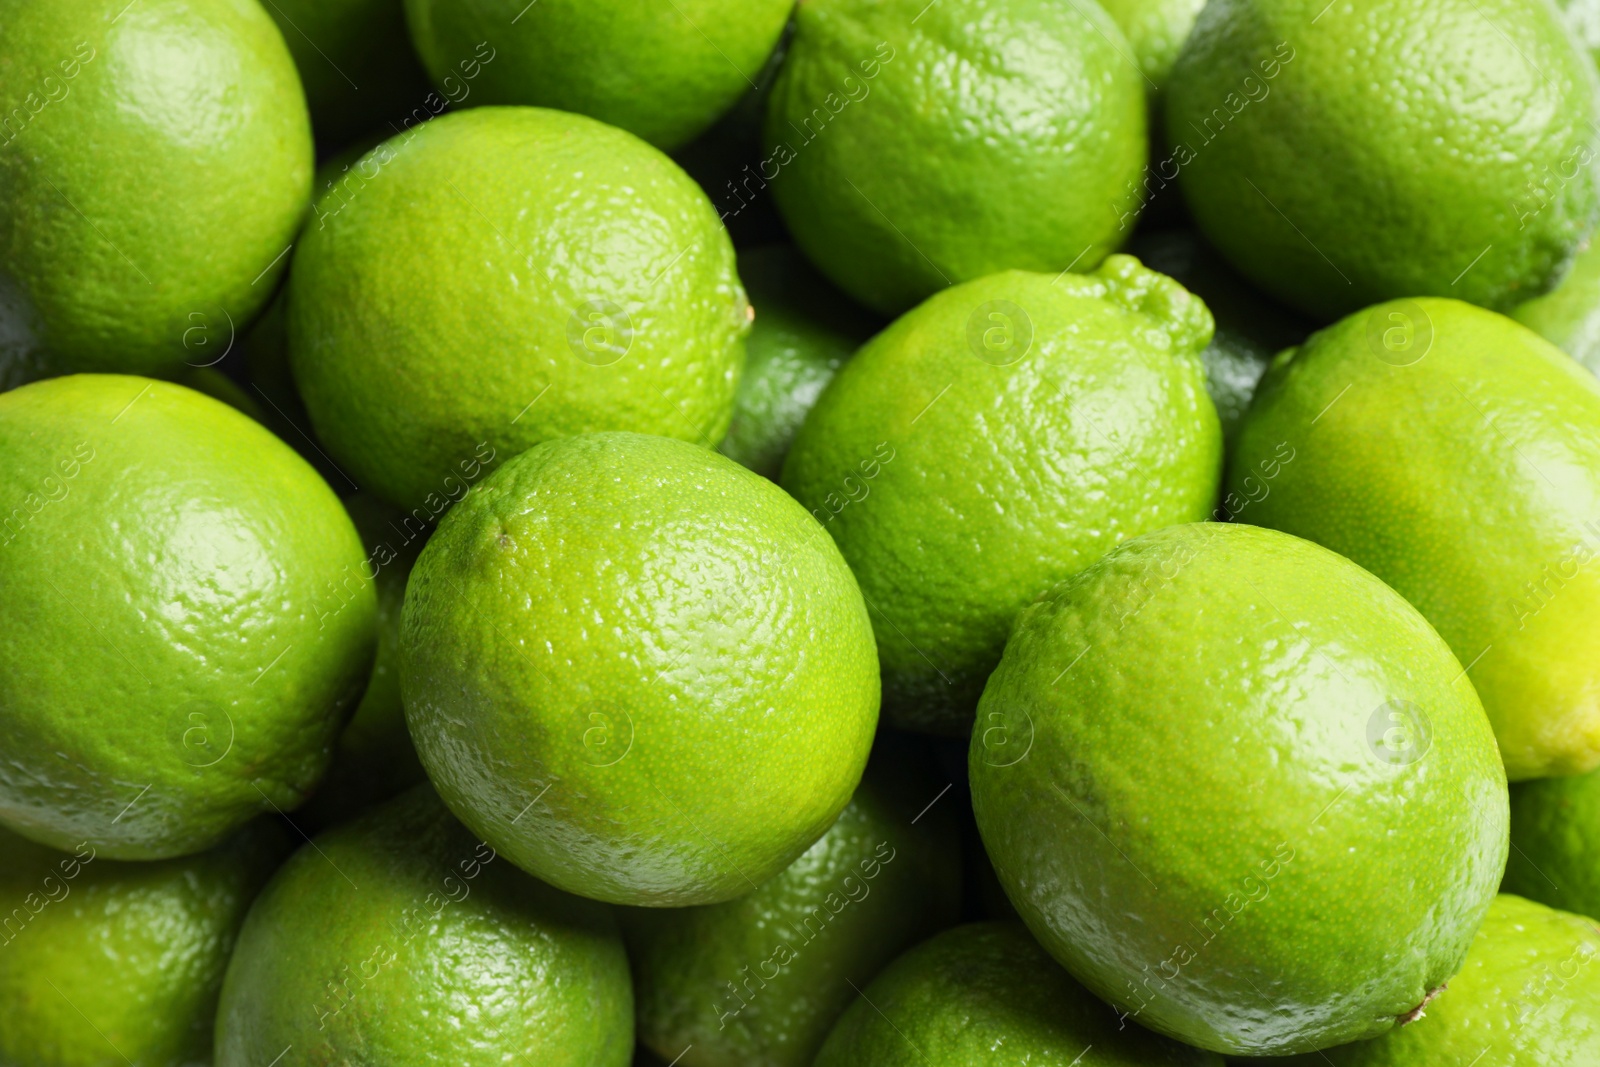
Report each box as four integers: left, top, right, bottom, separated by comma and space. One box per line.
288, 106, 750, 514
259, 0, 430, 149
402, 0, 793, 151
298, 494, 429, 830
401, 432, 880, 906
813, 922, 1223, 1066
0, 820, 287, 1067
622, 741, 961, 1067
1512, 237, 1600, 375
781, 259, 1221, 734
1100, 0, 1207, 91
1230, 297, 1600, 779
1167, 0, 1600, 319
215, 784, 633, 1067
1557, 0, 1600, 70
1502, 767, 1600, 920
1267, 895, 1600, 1065
764, 0, 1148, 315
0, 0, 311, 377
0, 375, 377, 859
718, 246, 879, 481
1128, 230, 1311, 443
969, 522, 1508, 1055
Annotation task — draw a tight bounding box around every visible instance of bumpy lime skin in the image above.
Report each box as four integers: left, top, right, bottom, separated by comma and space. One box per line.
782, 259, 1221, 735
813, 922, 1223, 1066
0, 376, 376, 860
289, 106, 750, 515
1503, 768, 1600, 920
1167, 0, 1600, 319
622, 746, 961, 1067
1100, 0, 1208, 90
401, 433, 880, 907
0, 821, 288, 1067
215, 785, 633, 1067
0, 0, 312, 379
1513, 237, 1600, 375
970, 524, 1508, 1056
403, 0, 792, 151
718, 246, 880, 481
1267, 895, 1600, 1066
1231, 298, 1600, 779
765, 0, 1148, 316
261, 0, 430, 149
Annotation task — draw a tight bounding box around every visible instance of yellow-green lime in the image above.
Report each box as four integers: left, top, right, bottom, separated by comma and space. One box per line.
0, 375, 376, 859
1231, 297, 1600, 779
1512, 237, 1600, 376
401, 432, 880, 906
0, 820, 288, 1067
215, 785, 633, 1067
782, 259, 1221, 735
1100, 0, 1207, 91
1503, 766, 1600, 920
0, 0, 311, 377
289, 106, 750, 514
765, 0, 1148, 315
970, 523, 1508, 1055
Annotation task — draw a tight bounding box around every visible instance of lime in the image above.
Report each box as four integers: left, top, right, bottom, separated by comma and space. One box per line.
781, 258, 1221, 734
402, 0, 793, 151
1101, 0, 1207, 91
718, 246, 879, 481
1231, 297, 1600, 779
215, 785, 633, 1066
813, 922, 1222, 1066
1167, 0, 1600, 318
1503, 767, 1600, 920
623, 741, 961, 1067
401, 432, 880, 906
765, 0, 1148, 315
289, 106, 750, 514
0, 0, 311, 377
1557, 0, 1600, 70
970, 523, 1508, 1055
1513, 237, 1600, 375
0, 375, 376, 859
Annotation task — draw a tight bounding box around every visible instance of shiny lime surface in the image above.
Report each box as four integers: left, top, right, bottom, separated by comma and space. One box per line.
970, 523, 1508, 1055
1512, 237, 1600, 376
1503, 767, 1600, 920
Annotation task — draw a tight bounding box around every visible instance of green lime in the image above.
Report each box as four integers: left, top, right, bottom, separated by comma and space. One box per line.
215, 785, 633, 1066
402, 0, 793, 151
259, 0, 430, 150
1557, 0, 1600, 69
401, 432, 880, 906
1502, 766, 1600, 920
1167, 0, 1600, 319
782, 258, 1221, 735
0, 375, 376, 859
1230, 297, 1600, 779
1513, 237, 1600, 375
0, 820, 287, 1067
970, 522, 1508, 1055
288, 106, 750, 514
0, 0, 311, 377
718, 246, 879, 481
813, 922, 1223, 1066
1266, 895, 1600, 1066
764, 0, 1148, 315
622, 742, 961, 1067
1128, 230, 1312, 443
298, 494, 429, 831
1100, 0, 1207, 91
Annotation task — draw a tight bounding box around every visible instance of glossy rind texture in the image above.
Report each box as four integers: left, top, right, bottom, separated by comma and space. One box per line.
969, 523, 1509, 1055
1231, 298, 1600, 779
782, 260, 1221, 734
1504, 768, 1600, 920
1099, 0, 1208, 90
1168, 0, 1600, 319
402, 0, 792, 151
812, 922, 1223, 1066
288, 106, 750, 514
0, 821, 288, 1067
623, 745, 962, 1067
400, 433, 880, 906
215, 785, 633, 1067
0, 0, 312, 380
0, 375, 376, 859
765, 0, 1148, 315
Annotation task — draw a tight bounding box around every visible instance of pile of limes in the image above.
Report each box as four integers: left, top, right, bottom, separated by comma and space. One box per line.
3, 0, 1600, 1064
